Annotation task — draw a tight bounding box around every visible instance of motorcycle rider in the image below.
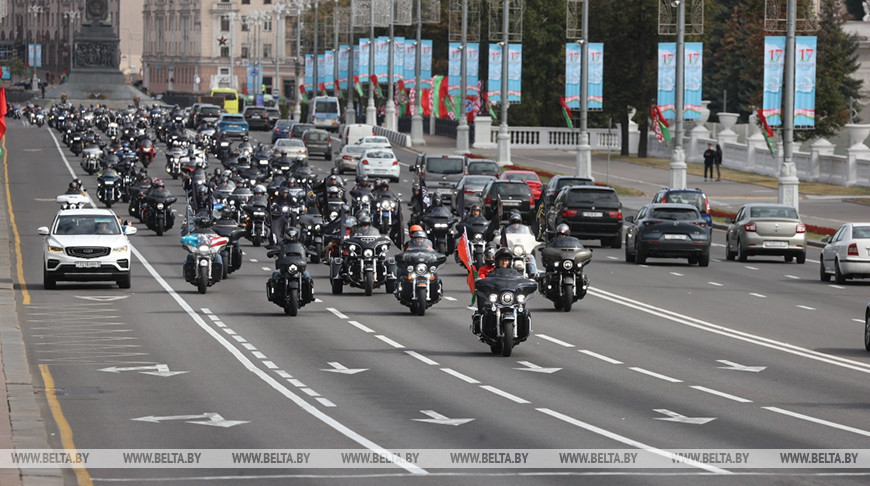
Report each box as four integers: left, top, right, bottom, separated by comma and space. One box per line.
403, 225, 433, 251
476, 245, 501, 279
408, 183, 428, 225
548, 223, 582, 248
499, 211, 539, 278
268, 225, 314, 302
351, 213, 380, 237
183, 212, 223, 283
64, 179, 86, 195
249, 184, 270, 208
270, 186, 298, 245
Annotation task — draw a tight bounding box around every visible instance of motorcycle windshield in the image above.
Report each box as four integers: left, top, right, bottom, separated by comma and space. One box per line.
475, 275, 538, 297
396, 250, 447, 267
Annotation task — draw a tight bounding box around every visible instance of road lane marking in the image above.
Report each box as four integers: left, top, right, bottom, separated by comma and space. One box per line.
480, 385, 530, 404
537, 334, 574, 347
749, 293, 766, 298
763, 407, 870, 437
301, 388, 321, 397
316, 398, 336, 407
347, 320, 374, 333
829, 284, 845, 289
745, 266, 759, 270
276, 370, 293, 379
797, 305, 815, 311
536, 408, 730, 474
690, 385, 752, 403
579, 349, 623, 364
375, 335, 405, 348
4, 136, 31, 305
252, 351, 267, 359
327, 308, 348, 319
785, 275, 800, 279
405, 350, 438, 365
261, 267, 271, 272
288, 379, 306, 387
629, 367, 683, 383
242, 343, 257, 351
232, 335, 246, 343
263, 361, 279, 369
707, 281, 723, 287
444, 296, 457, 301
669, 272, 684, 277
40, 365, 94, 485
223, 328, 237, 335
440, 368, 480, 384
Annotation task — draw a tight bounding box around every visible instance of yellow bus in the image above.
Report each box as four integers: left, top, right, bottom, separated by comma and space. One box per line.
210, 88, 240, 113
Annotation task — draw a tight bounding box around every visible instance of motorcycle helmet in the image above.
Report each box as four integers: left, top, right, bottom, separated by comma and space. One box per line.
411, 230, 428, 240
509, 211, 523, 225
283, 225, 300, 243
409, 224, 423, 234
194, 214, 212, 228
67, 181, 78, 191
357, 214, 372, 226
73, 178, 83, 189
484, 245, 496, 265
253, 184, 267, 196
556, 223, 571, 237
326, 185, 341, 198
411, 183, 421, 193
196, 184, 209, 197
470, 203, 481, 215
431, 197, 442, 207
279, 186, 291, 199
286, 177, 297, 188
495, 247, 513, 267
153, 179, 166, 189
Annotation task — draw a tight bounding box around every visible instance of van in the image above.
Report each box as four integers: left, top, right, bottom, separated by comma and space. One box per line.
339, 123, 375, 148
309, 96, 341, 132
210, 88, 240, 113
411, 153, 468, 206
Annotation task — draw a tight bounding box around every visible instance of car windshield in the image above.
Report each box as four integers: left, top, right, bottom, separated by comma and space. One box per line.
495, 183, 531, 197
201, 107, 221, 116
315, 100, 338, 112
276, 120, 292, 128
506, 173, 538, 182
307, 132, 329, 141
362, 137, 389, 145
749, 206, 798, 219
366, 151, 393, 159
650, 208, 700, 220
665, 192, 705, 212
566, 189, 618, 205
555, 178, 593, 191
468, 162, 497, 174
221, 116, 244, 122
277, 139, 304, 147
55, 215, 120, 235
426, 157, 464, 174
343, 146, 367, 155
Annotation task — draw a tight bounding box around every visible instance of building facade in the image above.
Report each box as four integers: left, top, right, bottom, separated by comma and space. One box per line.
0, 0, 120, 83
142, 0, 302, 98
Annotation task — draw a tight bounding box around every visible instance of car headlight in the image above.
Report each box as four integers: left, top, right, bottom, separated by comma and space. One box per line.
415, 263, 428, 275
48, 245, 64, 253
363, 248, 374, 258
562, 259, 574, 270
288, 264, 298, 275
500, 291, 514, 305
513, 245, 524, 256
113, 245, 128, 253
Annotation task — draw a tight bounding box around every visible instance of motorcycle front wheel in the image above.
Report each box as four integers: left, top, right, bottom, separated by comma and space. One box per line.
501, 320, 515, 357
197, 265, 209, 294
156, 219, 164, 236
415, 286, 427, 316
284, 289, 299, 316
364, 270, 374, 296
561, 284, 574, 312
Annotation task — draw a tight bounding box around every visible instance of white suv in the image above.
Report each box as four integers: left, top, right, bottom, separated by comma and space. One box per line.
39, 202, 136, 289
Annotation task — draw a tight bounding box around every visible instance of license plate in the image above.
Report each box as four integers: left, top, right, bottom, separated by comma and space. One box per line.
764, 240, 788, 248
502, 200, 521, 206
583, 211, 603, 218
664, 234, 687, 240
75, 261, 101, 268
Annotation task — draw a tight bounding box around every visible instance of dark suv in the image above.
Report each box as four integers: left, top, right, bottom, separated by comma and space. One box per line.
242, 106, 271, 131
301, 129, 332, 159
652, 188, 712, 228
480, 180, 535, 224
411, 154, 467, 206
543, 186, 623, 247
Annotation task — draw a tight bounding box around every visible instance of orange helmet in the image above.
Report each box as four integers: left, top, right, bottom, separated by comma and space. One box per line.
409, 224, 423, 233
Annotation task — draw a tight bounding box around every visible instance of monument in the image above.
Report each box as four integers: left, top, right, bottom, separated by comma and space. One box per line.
47, 0, 142, 101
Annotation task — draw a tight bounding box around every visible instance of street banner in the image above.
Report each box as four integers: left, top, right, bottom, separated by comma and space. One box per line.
448, 42, 480, 98
404, 42, 415, 86
487, 43, 522, 103
354, 45, 361, 81
564, 42, 604, 111
305, 54, 313, 89
657, 42, 676, 120
763, 36, 785, 127
359, 38, 370, 81
338, 45, 349, 90
684, 42, 703, 120
392, 37, 405, 83
374, 36, 389, 78
564, 43, 581, 109
794, 36, 817, 128
323, 51, 334, 91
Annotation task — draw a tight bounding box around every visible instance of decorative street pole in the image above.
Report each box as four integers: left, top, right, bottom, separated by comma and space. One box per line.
669, 0, 687, 189
455, 0, 469, 154
574, 0, 590, 178
411, 0, 424, 144
63, 10, 80, 75
385, 0, 397, 131
496, 0, 510, 165
366, 1, 377, 125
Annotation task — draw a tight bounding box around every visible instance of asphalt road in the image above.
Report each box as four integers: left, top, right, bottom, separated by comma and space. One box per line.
5, 119, 870, 485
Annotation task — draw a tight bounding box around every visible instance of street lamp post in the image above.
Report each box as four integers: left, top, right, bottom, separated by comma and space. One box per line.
410, 0, 425, 145
63, 10, 80, 76
575, 0, 590, 178
294, 7, 303, 121
669, 0, 687, 189
333, 0, 340, 104
28, 5, 44, 91
455, 0, 469, 154
313, 1, 319, 100
346, 3, 356, 124
779, 0, 799, 209
366, 2, 377, 125
226, 11, 237, 90
496, 0, 510, 166
385, 0, 397, 131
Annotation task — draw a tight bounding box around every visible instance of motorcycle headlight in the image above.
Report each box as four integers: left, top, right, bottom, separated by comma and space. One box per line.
512, 245, 524, 256
198, 245, 209, 253
314, 224, 321, 231
434, 223, 448, 228
288, 264, 298, 275
473, 233, 483, 241
406, 265, 414, 273
377, 244, 389, 255
363, 248, 374, 258
517, 294, 526, 304
388, 201, 395, 209
500, 291, 514, 305
348, 244, 358, 253
415, 263, 428, 275
156, 203, 165, 210
362, 196, 370, 203
104, 180, 114, 185
562, 260, 574, 270
253, 211, 266, 218
489, 293, 498, 303
281, 206, 290, 213
329, 211, 338, 220
429, 266, 437, 274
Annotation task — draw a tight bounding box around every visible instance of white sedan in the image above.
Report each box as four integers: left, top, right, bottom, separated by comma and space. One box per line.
272, 138, 308, 158
820, 222, 870, 284
356, 149, 400, 183
357, 135, 392, 150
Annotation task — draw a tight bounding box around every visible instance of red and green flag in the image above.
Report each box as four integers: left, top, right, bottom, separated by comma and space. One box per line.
299, 85, 309, 104
650, 104, 671, 143
370, 75, 383, 98
353, 75, 364, 97
0, 87, 6, 145
559, 96, 574, 129
456, 229, 478, 304
756, 108, 777, 156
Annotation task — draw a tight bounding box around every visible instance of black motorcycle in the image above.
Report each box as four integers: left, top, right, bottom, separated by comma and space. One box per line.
96, 171, 122, 208
394, 249, 446, 316
421, 210, 459, 255
165, 147, 185, 179
142, 195, 178, 236
211, 219, 245, 278
242, 203, 271, 247
454, 218, 491, 269
266, 243, 315, 316
538, 242, 592, 312
299, 210, 325, 264
329, 234, 397, 296
472, 274, 537, 357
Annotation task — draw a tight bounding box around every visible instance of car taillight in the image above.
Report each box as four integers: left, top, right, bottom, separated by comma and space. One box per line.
465, 189, 475, 194
744, 222, 757, 232
485, 196, 492, 205
362, 159, 369, 165
343, 155, 352, 160
642, 220, 660, 226
691, 221, 707, 228
562, 209, 577, 217
609, 210, 622, 220
848, 243, 859, 256
392, 160, 398, 166
704, 198, 710, 213
796, 223, 806, 234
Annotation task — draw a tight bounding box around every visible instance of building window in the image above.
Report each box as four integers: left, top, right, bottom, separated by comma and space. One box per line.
221, 16, 230, 32
263, 19, 272, 32
263, 44, 272, 58
241, 17, 249, 31
241, 44, 250, 59
242, 0, 250, 4
221, 46, 229, 58
264, 0, 272, 4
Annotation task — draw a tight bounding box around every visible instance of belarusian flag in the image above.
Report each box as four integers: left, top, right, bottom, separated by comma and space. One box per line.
353, 75, 364, 97
756, 108, 777, 155
456, 228, 478, 304
318, 83, 326, 95
650, 104, 671, 143
299, 85, 309, 104
559, 96, 574, 129
370, 75, 383, 98
0, 87, 7, 144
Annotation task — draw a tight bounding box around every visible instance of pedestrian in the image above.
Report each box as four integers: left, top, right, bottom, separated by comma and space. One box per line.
703, 143, 715, 181
714, 143, 722, 181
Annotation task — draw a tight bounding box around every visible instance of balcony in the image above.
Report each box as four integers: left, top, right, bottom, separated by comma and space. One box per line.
210, 2, 238, 14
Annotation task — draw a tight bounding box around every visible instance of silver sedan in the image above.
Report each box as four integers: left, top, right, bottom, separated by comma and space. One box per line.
272, 139, 308, 158
820, 223, 870, 283
725, 203, 807, 263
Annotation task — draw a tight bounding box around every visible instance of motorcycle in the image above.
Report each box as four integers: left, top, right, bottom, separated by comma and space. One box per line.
242, 203, 271, 247
81, 147, 102, 175
394, 249, 446, 316
266, 243, 315, 316
538, 242, 592, 312
329, 234, 397, 296
165, 147, 185, 179
181, 233, 229, 294
34, 110, 45, 127
142, 195, 177, 236
96, 171, 122, 208
501, 224, 541, 278
210, 216, 245, 278
137, 139, 157, 167
454, 218, 491, 269
421, 210, 459, 256
298, 209, 325, 264
373, 195, 400, 235
471, 274, 537, 357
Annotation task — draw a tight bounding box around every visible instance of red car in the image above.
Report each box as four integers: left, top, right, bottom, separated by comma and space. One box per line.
499, 170, 543, 200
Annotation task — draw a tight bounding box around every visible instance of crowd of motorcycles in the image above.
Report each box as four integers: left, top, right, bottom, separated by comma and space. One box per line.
23, 100, 594, 357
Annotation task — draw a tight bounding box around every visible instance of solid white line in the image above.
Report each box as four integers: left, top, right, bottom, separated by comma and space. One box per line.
796, 305, 816, 311
536, 408, 730, 474
263, 361, 279, 369
440, 368, 480, 384
537, 334, 574, 347
328, 308, 348, 319
707, 281, 723, 287
405, 350, 439, 365
480, 385, 530, 404
301, 388, 321, 397
316, 397, 336, 407
252, 351, 268, 359
375, 335, 405, 348
629, 367, 683, 383
749, 293, 767, 298
579, 349, 623, 364
347, 320, 374, 333
690, 385, 752, 403
763, 407, 870, 437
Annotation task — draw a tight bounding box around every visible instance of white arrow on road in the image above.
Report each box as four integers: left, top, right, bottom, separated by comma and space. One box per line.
76, 295, 130, 301
514, 361, 562, 374
653, 409, 716, 425
132, 413, 248, 428
99, 364, 189, 377
716, 360, 767, 373
412, 410, 474, 426
321, 362, 368, 375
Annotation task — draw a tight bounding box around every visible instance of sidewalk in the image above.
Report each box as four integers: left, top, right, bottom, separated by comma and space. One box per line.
413, 133, 861, 236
